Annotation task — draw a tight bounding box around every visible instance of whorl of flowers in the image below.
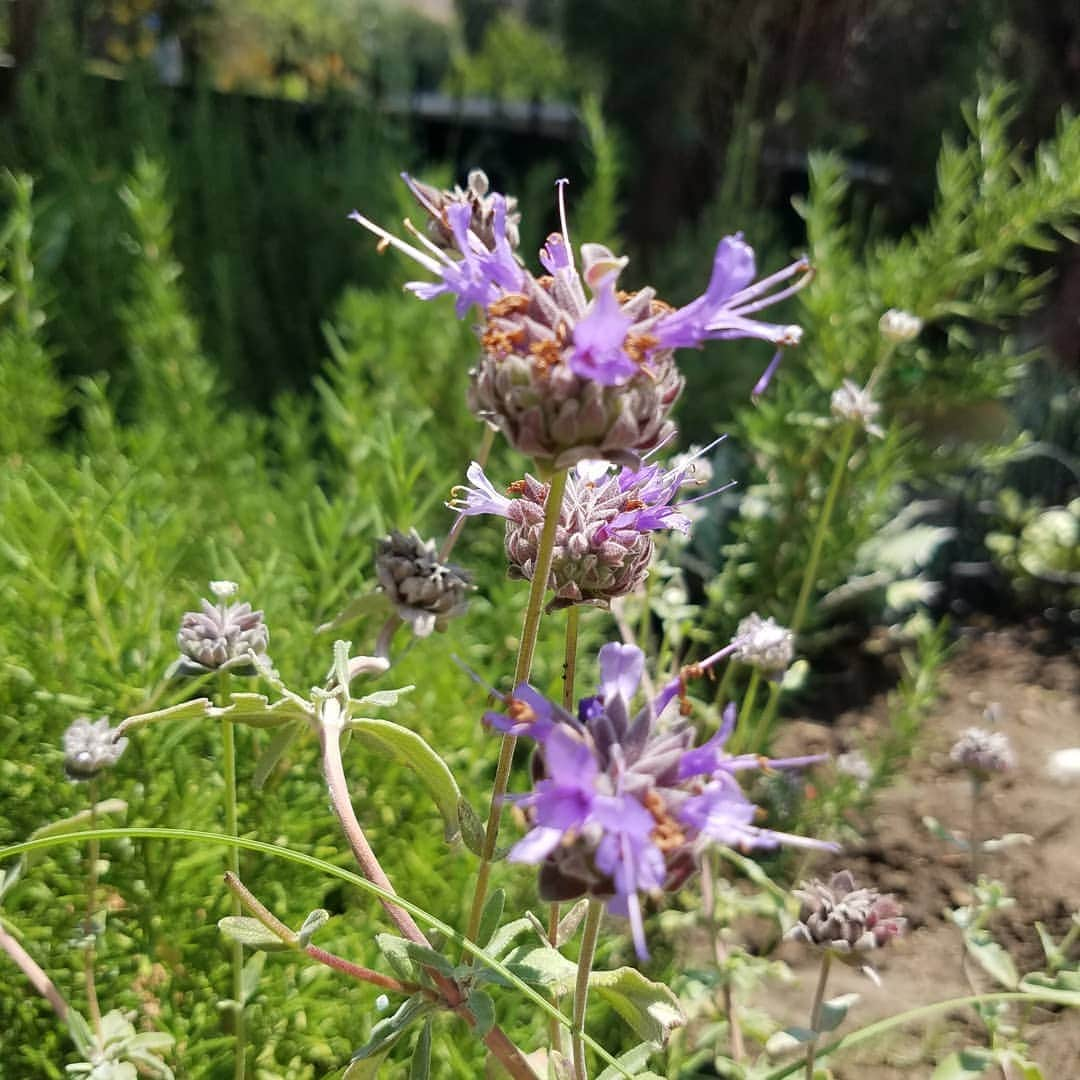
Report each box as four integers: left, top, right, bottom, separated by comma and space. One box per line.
733, 613, 795, 675
786, 870, 905, 965
351, 175, 810, 470
830, 379, 884, 438
950, 727, 1016, 778
63, 716, 128, 781
374, 529, 472, 637
175, 580, 270, 675
448, 443, 724, 610
485, 641, 834, 958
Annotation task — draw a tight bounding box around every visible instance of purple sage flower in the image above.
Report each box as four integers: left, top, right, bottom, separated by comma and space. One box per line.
351, 175, 810, 470
448, 442, 727, 609
485, 641, 835, 959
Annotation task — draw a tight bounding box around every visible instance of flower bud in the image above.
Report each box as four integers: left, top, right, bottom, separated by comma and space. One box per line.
950, 726, 1015, 778
830, 379, 883, 438
175, 582, 270, 675
63, 717, 127, 781
878, 308, 923, 343
733, 613, 794, 674
374, 529, 472, 637
786, 870, 905, 954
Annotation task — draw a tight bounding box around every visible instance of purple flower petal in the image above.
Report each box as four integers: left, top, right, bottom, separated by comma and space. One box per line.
597, 642, 644, 707
567, 276, 637, 386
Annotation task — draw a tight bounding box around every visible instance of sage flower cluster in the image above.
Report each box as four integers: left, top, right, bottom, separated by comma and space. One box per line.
175, 580, 269, 676
448, 443, 721, 610
950, 726, 1016, 778
351, 175, 810, 470
486, 642, 835, 958
374, 529, 472, 637
786, 869, 906, 971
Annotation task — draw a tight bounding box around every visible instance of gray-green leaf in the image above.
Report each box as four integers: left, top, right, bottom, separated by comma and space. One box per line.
349, 718, 462, 842
218, 916, 292, 951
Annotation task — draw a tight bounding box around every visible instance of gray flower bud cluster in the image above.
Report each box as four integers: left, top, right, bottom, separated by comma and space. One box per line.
786, 870, 905, 953
375, 529, 472, 637
176, 583, 270, 675
950, 727, 1015, 777
501, 472, 654, 611
63, 716, 128, 781
408, 169, 522, 252
733, 613, 795, 674
830, 379, 884, 438
468, 286, 683, 472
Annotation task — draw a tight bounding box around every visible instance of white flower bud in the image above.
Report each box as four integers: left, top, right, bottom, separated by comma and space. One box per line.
879, 309, 923, 343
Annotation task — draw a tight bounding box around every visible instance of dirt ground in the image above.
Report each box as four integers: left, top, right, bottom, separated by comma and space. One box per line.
749, 628, 1080, 1078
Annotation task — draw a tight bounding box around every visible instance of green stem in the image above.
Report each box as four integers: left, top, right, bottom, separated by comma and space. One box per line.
805, 951, 832, 1080
702, 851, 743, 1062
465, 468, 569, 947
714, 660, 737, 708
219, 671, 245, 1080
84, 780, 102, 1038
563, 605, 580, 711
767, 991, 1046, 1080
572, 900, 604, 1080
971, 777, 982, 884
759, 422, 858, 741
730, 668, 762, 754
790, 423, 857, 639
547, 604, 582, 1055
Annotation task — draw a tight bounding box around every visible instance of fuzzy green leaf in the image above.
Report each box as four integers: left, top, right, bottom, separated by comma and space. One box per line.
931, 1048, 995, 1079
349, 718, 462, 841
218, 916, 292, 951
964, 931, 1018, 989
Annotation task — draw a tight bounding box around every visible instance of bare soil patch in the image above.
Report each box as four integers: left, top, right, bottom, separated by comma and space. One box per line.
754, 630, 1080, 1077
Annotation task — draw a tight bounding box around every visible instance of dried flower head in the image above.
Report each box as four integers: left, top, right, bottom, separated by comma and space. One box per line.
374, 529, 472, 637
449, 443, 723, 610
733, 613, 795, 675
486, 641, 833, 958
175, 582, 270, 676
786, 870, 905, 968
830, 379, 884, 438
63, 717, 128, 781
950, 727, 1015, 778
878, 308, 923, 343
351, 175, 810, 469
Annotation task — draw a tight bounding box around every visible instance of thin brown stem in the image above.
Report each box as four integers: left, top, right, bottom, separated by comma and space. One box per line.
318, 731, 538, 1077
0, 921, 69, 1020
223, 871, 414, 994
319, 725, 431, 949
465, 468, 569, 947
